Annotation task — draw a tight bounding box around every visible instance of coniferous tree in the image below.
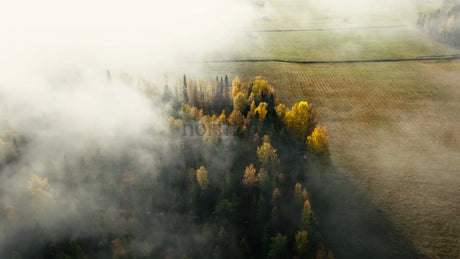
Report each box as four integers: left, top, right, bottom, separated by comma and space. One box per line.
268, 233, 288, 259
224, 75, 229, 92
183, 74, 189, 103
219, 77, 224, 97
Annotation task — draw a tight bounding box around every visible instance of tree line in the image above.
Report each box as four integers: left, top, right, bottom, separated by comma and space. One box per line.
417, 0, 460, 48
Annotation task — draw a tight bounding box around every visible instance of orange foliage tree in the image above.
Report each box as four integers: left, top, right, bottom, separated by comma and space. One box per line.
242, 164, 258, 186
111, 238, 126, 259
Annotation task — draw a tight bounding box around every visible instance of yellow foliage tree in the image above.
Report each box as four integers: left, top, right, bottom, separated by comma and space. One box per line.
254, 102, 268, 120
275, 103, 288, 120
218, 110, 227, 124
307, 125, 329, 152
295, 231, 309, 257
294, 182, 309, 207
28, 174, 52, 200
229, 109, 244, 128
250, 100, 256, 111
232, 76, 243, 98
200, 115, 223, 146
196, 166, 209, 191
168, 117, 184, 135
248, 92, 255, 103
286, 101, 310, 140
190, 106, 203, 120
301, 188, 308, 202
262, 135, 271, 144
251, 78, 275, 99
180, 103, 192, 121
242, 164, 258, 186
233, 92, 247, 113
302, 200, 312, 217
256, 141, 280, 174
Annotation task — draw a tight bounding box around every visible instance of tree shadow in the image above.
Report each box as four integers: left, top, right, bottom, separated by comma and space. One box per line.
302, 161, 426, 259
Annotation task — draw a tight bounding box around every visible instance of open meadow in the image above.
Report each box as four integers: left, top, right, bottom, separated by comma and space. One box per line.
212, 27, 458, 62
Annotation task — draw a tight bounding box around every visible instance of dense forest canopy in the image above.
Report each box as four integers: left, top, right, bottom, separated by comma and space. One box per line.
0, 74, 333, 258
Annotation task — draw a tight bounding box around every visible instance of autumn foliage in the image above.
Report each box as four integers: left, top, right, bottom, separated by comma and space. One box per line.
296, 230, 309, 256
28, 174, 52, 201
242, 164, 258, 186
257, 140, 280, 175
196, 166, 209, 191
285, 101, 310, 141
111, 238, 126, 259
7, 76, 333, 259
159, 76, 332, 257
307, 125, 330, 154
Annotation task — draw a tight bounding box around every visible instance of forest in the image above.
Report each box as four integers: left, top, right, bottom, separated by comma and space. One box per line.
3, 0, 458, 258
418, 0, 460, 48
0, 75, 334, 259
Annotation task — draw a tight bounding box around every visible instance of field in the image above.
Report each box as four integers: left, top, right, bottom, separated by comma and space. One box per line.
213, 27, 459, 62
199, 1, 460, 257
250, 0, 444, 29
203, 60, 460, 257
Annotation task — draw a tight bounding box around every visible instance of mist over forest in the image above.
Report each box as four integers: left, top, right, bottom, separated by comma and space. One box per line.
1, 0, 459, 258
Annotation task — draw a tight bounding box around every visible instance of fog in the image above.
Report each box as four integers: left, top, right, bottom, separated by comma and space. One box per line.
254, 0, 429, 31
1, 0, 457, 257
309, 0, 416, 16
0, 0, 256, 256
0, 0, 255, 162
0, 0, 254, 74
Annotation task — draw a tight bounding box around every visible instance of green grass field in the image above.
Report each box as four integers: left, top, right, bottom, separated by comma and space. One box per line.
199, 1, 460, 257
212, 28, 459, 62
250, 0, 444, 30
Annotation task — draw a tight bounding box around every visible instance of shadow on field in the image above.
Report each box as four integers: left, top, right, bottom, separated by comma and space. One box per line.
303, 162, 425, 259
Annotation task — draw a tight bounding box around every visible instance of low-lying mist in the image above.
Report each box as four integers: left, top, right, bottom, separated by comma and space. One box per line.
0, 0, 256, 256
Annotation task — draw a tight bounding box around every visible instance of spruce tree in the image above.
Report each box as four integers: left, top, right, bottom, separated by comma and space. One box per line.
183, 74, 189, 103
